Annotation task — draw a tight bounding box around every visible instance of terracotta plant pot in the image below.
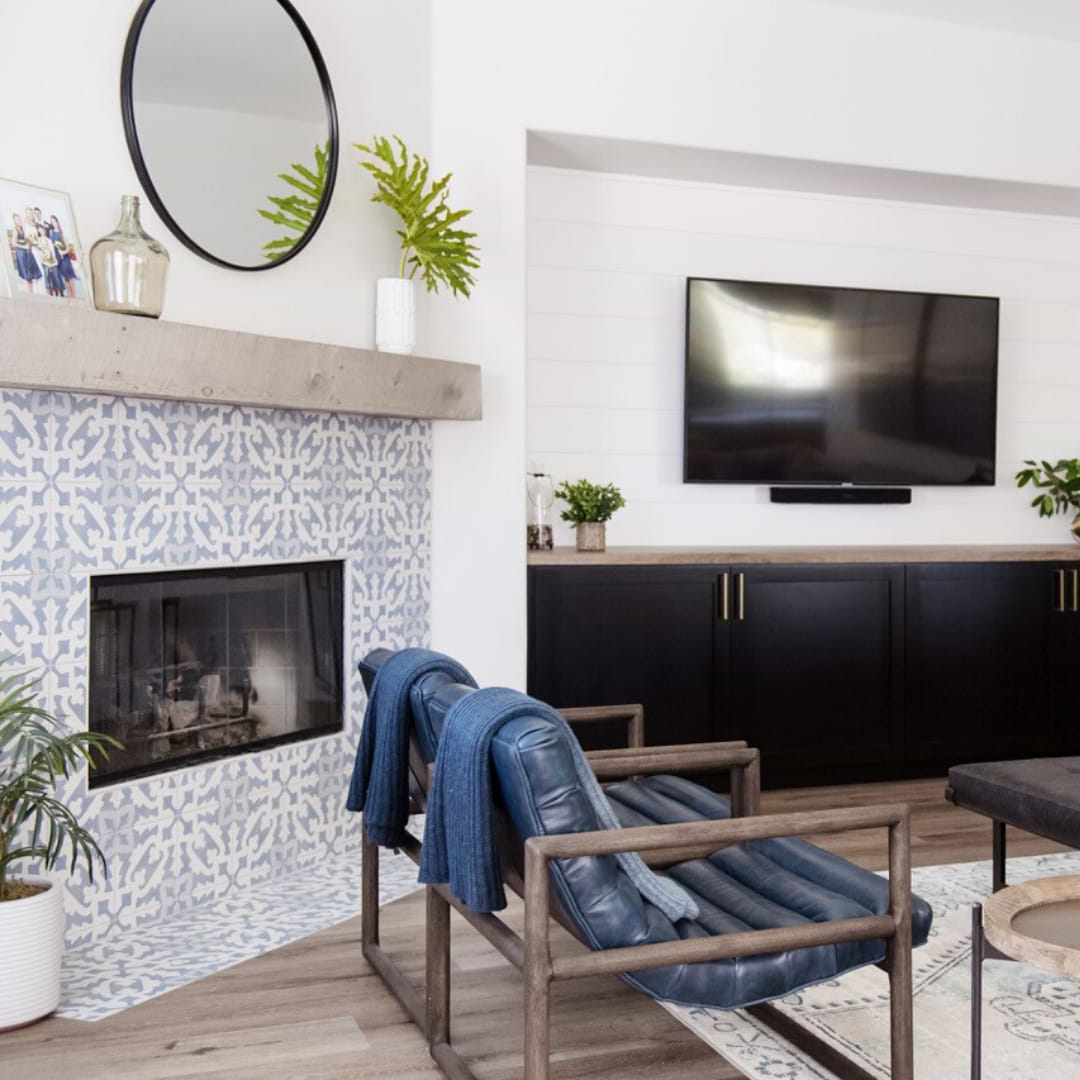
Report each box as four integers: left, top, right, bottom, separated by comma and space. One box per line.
0, 877, 64, 1031
576, 522, 606, 552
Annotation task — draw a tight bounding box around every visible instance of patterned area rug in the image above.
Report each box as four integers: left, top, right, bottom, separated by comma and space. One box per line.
664, 851, 1080, 1079
57, 841, 422, 1022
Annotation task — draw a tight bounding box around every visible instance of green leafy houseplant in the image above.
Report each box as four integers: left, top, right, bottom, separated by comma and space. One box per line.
554, 479, 626, 554
355, 135, 480, 296
1016, 458, 1080, 543
0, 664, 118, 902
554, 479, 627, 525
259, 141, 330, 262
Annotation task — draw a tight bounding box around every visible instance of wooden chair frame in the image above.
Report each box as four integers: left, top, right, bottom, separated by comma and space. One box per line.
360, 705, 914, 1080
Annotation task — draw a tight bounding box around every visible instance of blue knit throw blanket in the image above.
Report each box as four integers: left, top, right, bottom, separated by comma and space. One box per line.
346, 648, 476, 847
419, 687, 699, 920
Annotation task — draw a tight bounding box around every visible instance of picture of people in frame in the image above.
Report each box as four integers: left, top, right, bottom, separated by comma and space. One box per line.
0, 178, 91, 307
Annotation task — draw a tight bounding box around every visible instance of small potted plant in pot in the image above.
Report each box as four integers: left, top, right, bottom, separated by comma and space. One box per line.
1016, 458, 1080, 544
554, 479, 626, 553
0, 664, 117, 1030
355, 135, 480, 354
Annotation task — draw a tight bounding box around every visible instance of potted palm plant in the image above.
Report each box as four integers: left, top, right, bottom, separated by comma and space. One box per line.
355, 135, 480, 354
554, 479, 627, 553
1016, 458, 1080, 544
0, 664, 117, 1030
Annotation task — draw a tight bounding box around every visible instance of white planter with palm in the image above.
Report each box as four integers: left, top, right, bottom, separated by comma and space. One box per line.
0, 665, 117, 1030
356, 135, 480, 354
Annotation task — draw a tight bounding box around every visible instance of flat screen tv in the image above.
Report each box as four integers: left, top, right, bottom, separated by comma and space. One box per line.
684, 277, 999, 486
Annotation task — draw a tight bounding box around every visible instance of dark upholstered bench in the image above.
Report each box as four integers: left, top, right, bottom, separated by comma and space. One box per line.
946, 757, 1080, 891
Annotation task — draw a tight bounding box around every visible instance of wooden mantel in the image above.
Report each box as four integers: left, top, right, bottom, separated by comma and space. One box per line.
0, 299, 481, 421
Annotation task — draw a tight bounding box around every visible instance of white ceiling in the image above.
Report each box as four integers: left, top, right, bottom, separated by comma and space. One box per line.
813, 0, 1080, 43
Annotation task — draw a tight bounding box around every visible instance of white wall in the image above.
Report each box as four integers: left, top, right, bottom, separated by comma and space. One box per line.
0, 0, 433, 352
430, 0, 1080, 685
526, 165, 1080, 546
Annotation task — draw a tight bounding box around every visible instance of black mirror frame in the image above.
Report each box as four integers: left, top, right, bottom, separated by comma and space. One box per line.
120, 0, 339, 272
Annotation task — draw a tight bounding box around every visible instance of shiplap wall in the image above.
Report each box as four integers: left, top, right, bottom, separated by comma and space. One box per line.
526, 166, 1080, 548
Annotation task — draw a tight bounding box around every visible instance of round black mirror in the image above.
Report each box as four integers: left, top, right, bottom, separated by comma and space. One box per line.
121, 0, 338, 271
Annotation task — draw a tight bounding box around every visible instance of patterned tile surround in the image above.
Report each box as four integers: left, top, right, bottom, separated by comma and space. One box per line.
0, 388, 431, 947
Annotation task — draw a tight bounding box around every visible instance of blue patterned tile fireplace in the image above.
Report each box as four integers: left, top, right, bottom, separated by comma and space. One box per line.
0, 388, 431, 946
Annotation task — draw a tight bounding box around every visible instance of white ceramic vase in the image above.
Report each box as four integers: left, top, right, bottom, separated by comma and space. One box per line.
0, 877, 64, 1031
375, 277, 416, 355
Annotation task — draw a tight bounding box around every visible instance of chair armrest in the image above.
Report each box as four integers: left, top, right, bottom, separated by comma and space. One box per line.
588, 744, 761, 818
529, 802, 905, 858
587, 740, 746, 761
559, 704, 644, 749
522, 803, 913, 981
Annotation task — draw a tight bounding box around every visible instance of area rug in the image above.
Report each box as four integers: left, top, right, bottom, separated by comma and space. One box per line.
664, 850, 1080, 1079
57, 841, 422, 1022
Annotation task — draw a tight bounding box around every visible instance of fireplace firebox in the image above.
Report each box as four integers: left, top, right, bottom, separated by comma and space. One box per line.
89, 561, 344, 786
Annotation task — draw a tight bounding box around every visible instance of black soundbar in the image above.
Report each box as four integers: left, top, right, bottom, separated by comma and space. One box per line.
769, 486, 912, 505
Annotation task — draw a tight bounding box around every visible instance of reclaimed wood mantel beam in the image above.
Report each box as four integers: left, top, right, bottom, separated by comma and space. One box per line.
0, 299, 482, 421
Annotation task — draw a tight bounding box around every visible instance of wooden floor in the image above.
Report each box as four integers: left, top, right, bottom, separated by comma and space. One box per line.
4, 778, 1068, 1080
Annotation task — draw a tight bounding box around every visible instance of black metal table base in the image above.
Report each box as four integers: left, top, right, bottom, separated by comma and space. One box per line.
970, 902, 1012, 1080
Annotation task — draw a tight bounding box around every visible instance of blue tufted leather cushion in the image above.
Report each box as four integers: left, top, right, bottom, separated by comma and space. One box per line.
367, 656, 934, 1010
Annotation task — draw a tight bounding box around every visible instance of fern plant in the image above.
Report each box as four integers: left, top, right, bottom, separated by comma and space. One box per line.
355, 135, 480, 297
0, 663, 119, 901
554, 479, 626, 526
1016, 458, 1080, 518
259, 141, 330, 261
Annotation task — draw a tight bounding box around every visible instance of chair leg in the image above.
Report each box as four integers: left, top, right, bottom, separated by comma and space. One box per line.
362, 831, 379, 950
887, 932, 914, 1080
888, 810, 914, 1080
523, 965, 551, 1080
524, 844, 552, 1080
426, 886, 451, 1050
992, 820, 1006, 893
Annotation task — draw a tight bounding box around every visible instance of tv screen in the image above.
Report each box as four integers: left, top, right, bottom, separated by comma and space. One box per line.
684, 278, 999, 486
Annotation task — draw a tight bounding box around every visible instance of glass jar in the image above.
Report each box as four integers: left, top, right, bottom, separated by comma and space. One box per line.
90, 195, 169, 317
527, 469, 554, 551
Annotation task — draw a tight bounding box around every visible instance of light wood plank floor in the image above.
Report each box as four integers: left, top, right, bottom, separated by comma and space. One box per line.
4, 778, 1068, 1080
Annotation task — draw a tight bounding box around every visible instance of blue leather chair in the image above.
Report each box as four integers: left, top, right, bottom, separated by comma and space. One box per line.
358, 650, 930, 1080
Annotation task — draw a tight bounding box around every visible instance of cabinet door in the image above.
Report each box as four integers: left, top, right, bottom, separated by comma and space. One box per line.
728, 564, 904, 774
1049, 564, 1080, 748
528, 565, 729, 749
905, 562, 1059, 762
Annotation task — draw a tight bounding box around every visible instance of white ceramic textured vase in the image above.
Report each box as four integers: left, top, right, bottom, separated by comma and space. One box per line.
375, 277, 416, 355
0, 878, 64, 1031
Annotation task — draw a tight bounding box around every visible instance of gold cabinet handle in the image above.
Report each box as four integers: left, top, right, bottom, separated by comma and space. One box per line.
1073, 569, 1079, 614
737, 572, 745, 621
1055, 569, 1066, 613
719, 572, 729, 622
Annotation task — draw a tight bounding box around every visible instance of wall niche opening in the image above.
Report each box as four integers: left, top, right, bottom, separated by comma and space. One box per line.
89, 561, 344, 787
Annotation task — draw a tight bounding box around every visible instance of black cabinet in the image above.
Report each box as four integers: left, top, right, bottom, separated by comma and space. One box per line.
729, 565, 903, 772
528, 557, 1080, 786
905, 562, 1062, 762
528, 566, 728, 749
1048, 565, 1080, 739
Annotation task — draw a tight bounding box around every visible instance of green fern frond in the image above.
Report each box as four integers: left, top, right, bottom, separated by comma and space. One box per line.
260, 141, 330, 261
354, 134, 480, 297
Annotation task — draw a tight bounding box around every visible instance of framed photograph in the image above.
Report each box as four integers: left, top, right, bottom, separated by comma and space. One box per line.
0, 178, 91, 307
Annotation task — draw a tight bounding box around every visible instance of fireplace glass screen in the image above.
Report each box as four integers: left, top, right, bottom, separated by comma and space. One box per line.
89, 561, 344, 786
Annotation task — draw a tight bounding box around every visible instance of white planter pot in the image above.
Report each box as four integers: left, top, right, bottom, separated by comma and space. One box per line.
375, 277, 416, 355
0, 878, 64, 1031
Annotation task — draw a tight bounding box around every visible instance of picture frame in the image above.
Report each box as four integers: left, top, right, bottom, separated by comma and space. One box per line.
0, 178, 92, 307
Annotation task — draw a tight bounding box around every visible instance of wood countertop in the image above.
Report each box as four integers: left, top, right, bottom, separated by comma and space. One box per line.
528, 544, 1080, 566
